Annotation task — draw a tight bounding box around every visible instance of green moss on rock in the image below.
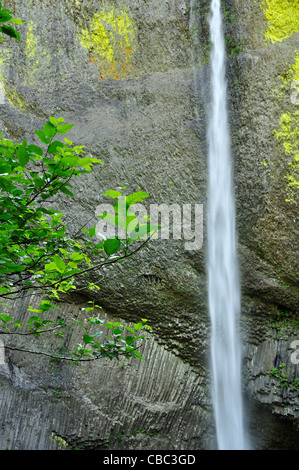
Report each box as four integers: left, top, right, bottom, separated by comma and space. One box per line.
78, 7, 136, 80
261, 0, 299, 44
274, 53, 299, 204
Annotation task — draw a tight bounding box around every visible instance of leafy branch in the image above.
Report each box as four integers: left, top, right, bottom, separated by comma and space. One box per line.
0, 117, 158, 364
270, 363, 299, 392
0, 2, 22, 42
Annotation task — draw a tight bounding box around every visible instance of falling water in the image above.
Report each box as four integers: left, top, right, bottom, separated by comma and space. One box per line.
207, 0, 247, 450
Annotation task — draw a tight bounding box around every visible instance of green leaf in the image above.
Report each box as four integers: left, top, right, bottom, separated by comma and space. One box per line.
98, 212, 120, 229
48, 141, 64, 154
129, 224, 160, 240
72, 319, 86, 329
113, 328, 123, 336
131, 351, 144, 360
0, 25, 20, 40
43, 121, 57, 138
103, 238, 121, 256
125, 336, 134, 345
103, 190, 122, 198
123, 326, 135, 334
0, 12, 12, 23
49, 116, 58, 126
12, 189, 23, 196
93, 331, 103, 337
113, 198, 127, 216
11, 18, 23, 25
44, 261, 57, 272
63, 269, 81, 277
39, 300, 57, 311
57, 124, 74, 134
103, 323, 114, 331
0, 213, 13, 220
0, 164, 11, 174
60, 186, 74, 197
88, 226, 96, 237
83, 334, 94, 344
70, 252, 84, 262
126, 191, 149, 207
28, 144, 43, 156
35, 130, 51, 144
60, 156, 79, 167
0, 314, 12, 323
53, 254, 66, 273
16, 140, 29, 167
28, 315, 41, 323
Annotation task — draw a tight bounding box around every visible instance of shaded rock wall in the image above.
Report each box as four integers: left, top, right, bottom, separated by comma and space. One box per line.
0, 0, 298, 450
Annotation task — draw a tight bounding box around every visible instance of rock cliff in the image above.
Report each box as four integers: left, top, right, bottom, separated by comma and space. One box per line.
0, 0, 298, 450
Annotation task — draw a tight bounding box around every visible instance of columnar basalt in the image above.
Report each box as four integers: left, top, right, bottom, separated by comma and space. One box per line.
0, 0, 298, 450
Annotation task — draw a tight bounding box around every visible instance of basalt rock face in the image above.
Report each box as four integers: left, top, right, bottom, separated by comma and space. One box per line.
0, 0, 298, 450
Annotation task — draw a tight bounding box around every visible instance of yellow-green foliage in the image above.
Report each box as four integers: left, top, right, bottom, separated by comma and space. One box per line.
274, 54, 299, 204
49, 434, 68, 449
0, 46, 11, 82
292, 53, 299, 82
261, 0, 299, 43
25, 21, 39, 84
0, 57, 27, 110
79, 7, 135, 79
5, 87, 26, 110
26, 20, 37, 58
0, 57, 5, 83
0, 53, 22, 108
25, 20, 50, 85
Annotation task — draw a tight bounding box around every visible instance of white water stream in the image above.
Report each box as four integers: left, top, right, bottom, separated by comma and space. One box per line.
207, 0, 247, 450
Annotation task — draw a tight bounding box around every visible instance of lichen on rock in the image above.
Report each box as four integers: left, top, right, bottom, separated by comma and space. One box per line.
0, 0, 298, 452
273, 53, 299, 204
261, 0, 299, 44
78, 7, 136, 80
24, 18, 51, 86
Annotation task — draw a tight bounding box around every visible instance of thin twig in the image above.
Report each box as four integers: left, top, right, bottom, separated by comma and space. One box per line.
4, 344, 127, 363
0, 234, 154, 299
0, 325, 62, 336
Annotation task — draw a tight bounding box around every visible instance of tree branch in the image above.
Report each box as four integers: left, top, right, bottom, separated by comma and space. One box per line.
3, 344, 125, 363
0, 233, 154, 299
0, 325, 62, 336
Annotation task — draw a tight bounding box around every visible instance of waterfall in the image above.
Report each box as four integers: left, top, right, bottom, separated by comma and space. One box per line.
207, 0, 247, 450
